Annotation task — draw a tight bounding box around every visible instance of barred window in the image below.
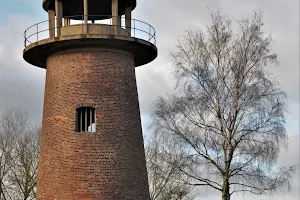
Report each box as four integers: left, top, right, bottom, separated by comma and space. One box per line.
76, 107, 96, 132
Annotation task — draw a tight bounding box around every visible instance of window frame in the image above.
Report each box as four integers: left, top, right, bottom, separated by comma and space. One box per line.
76, 107, 96, 133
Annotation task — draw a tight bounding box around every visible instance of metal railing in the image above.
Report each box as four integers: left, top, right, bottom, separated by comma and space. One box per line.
24, 15, 156, 47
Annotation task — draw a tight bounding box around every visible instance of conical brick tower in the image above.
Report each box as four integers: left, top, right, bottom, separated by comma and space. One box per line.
23, 0, 157, 199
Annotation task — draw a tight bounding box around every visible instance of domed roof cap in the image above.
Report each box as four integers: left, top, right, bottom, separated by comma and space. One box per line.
43, 0, 137, 20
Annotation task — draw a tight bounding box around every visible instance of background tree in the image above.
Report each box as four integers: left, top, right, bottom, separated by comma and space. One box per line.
0, 109, 40, 200
8, 125, 40, 200
146, 136, 194, 200
0, 109, 28, 200
0, 118, 13, 200
151, 11, 296, 200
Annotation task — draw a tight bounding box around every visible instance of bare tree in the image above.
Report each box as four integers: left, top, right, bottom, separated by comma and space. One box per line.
8, 125, 40, 200
0, 109, 29, 200
0, 127, 12, 200
0, 109, 40, 200
151, 11, 296, 200
146, 136, 194, 200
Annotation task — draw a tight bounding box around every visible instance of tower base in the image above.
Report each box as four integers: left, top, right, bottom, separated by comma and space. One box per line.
36, 47, 150, 200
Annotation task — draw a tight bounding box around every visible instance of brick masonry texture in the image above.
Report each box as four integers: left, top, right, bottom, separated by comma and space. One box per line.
36, 48, 150, 200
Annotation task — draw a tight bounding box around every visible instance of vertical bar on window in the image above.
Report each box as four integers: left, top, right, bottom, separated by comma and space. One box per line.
93, 108, 96, 132
76, 109, 79, 132
85, 107, 87, 132
90, 108, 93, 132
92, 108, 95, 124
82, 108, 85, 131
80, 108, 82, 132
87, 108, 90, 132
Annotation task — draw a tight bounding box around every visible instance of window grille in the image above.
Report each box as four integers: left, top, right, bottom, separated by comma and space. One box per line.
76, 107, 96, 132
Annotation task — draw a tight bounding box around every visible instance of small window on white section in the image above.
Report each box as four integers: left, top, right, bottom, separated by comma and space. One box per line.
76, 107, 96, 133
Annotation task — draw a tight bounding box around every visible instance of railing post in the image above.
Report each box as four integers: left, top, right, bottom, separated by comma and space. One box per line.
64, 18, 70, 26
24, 31, 26, 47
83, 0, 88, 34
118, 15, 121, 28
112, 0, 119, 35
37, 24, 39, 42
48, 9, 55, 38
55, 0, 63, 36
149, 25, 151, 41
125, 7, 132, 35
110, 16, 112, 35
134, 19, 135, 37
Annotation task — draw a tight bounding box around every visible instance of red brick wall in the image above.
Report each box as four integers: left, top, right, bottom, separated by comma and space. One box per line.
36, 48, 150, 199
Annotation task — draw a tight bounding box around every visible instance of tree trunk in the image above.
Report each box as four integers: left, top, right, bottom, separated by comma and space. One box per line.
222, 177, 230, 200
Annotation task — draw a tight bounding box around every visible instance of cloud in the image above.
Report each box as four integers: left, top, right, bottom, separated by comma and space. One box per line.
136, 0, 299, 133
0, 0, 298, 199
133, 0, 299, 199
0, 14, 45, 123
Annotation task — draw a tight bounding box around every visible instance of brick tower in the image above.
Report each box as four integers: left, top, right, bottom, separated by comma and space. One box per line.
23, 0, 157, 199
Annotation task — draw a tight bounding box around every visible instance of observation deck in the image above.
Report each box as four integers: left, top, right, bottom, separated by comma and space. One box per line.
23, 5, 157, 68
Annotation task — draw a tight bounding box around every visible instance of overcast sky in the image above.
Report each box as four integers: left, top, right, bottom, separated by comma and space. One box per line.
0, 0, 299, 199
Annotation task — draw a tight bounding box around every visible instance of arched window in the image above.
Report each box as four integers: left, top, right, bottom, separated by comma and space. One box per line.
76, 107, 96, 132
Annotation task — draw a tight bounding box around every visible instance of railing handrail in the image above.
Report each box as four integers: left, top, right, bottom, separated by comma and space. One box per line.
24, 15, 156, 47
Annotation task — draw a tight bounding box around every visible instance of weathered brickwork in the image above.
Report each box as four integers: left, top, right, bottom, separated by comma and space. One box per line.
36, 48, 150, 200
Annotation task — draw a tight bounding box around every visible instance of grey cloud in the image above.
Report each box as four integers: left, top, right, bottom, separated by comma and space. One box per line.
0, 1, 298, 199
0, 14, 45, 123
133, 1, 299, 199
135, 0, 299, 131
135, 0, 299, 103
